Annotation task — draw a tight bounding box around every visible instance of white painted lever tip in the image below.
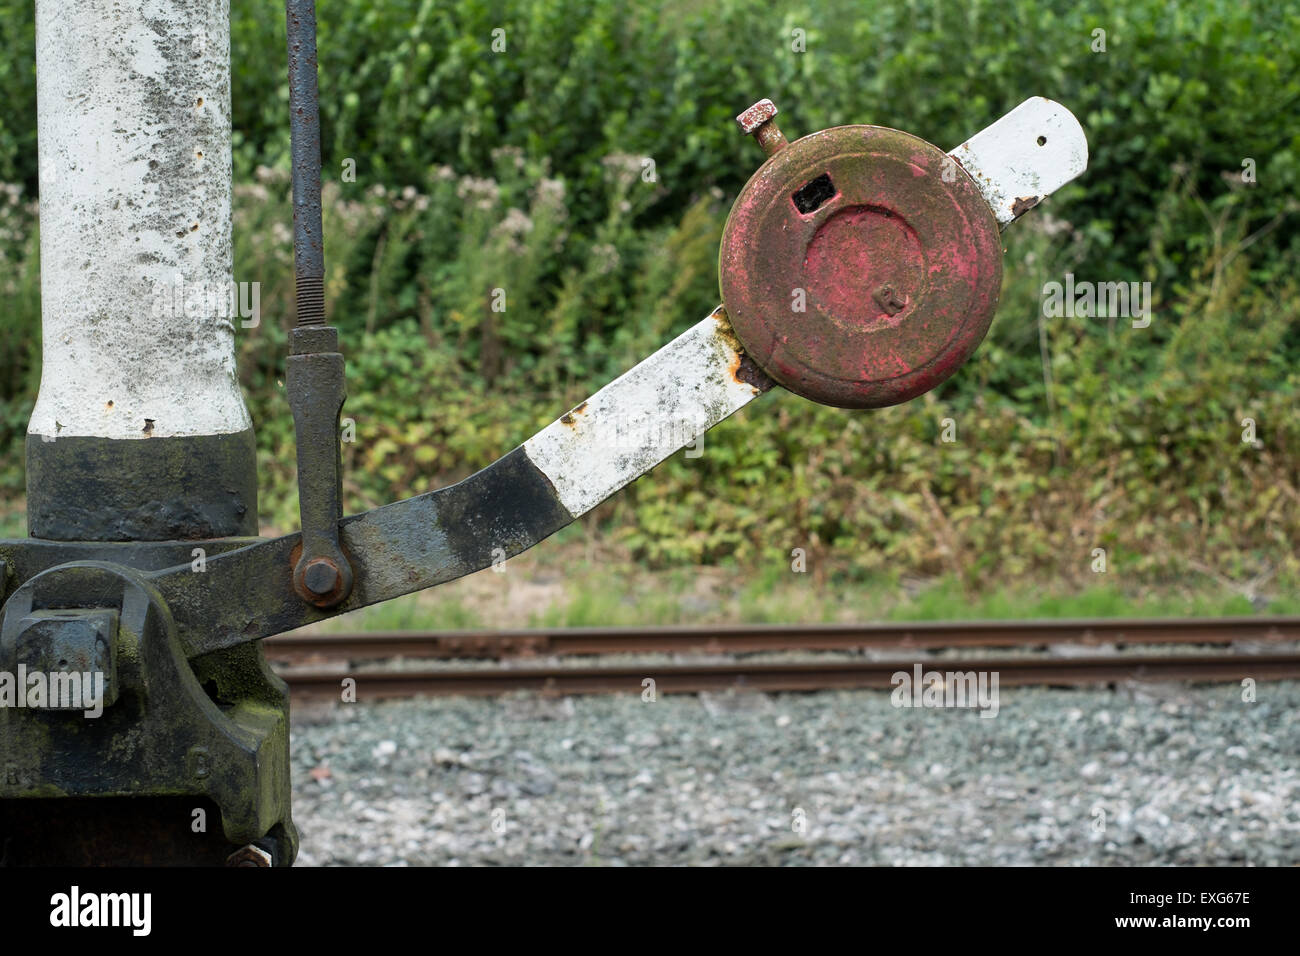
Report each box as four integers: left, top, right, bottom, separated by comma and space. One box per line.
949, 97, 1089, 226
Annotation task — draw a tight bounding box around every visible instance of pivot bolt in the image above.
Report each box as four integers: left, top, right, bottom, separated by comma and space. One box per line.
302, 558, 342, 597
736, 99, 788, 157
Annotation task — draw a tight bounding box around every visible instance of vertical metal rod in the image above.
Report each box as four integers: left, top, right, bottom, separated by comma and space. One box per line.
285, 0, 325, 326
283, 0, 353, 606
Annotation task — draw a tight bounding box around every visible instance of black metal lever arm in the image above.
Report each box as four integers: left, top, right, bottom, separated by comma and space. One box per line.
151, 307, 773, 659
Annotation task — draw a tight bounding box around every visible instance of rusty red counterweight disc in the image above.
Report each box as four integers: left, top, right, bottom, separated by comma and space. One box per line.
719, 125, 1003, 409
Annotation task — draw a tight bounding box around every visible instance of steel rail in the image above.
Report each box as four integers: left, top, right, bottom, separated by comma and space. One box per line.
279, 652, 1300, 699
264, 616, 1300, 664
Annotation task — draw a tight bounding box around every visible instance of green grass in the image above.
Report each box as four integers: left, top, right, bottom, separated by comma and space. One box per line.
878, 579, 1260, 621
316, 592, 484, 633
293, 555, 1286, 635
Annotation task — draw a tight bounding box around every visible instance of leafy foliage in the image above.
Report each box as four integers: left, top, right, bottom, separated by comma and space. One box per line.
0, 0, 1297, 591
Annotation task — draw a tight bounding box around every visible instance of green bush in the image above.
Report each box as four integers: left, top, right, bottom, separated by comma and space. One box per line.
0, 0, 1297, 591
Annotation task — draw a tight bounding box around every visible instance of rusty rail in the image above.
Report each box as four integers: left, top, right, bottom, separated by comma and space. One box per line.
280, 652, 1300, 699
265, 616, 1300, 664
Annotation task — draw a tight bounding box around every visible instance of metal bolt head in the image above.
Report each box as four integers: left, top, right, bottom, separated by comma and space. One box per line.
13, 609, 120, 710
736, 99, 779, 134
303, 558, 342, 596
226, 843, 274, 867
735, 99, 789, 158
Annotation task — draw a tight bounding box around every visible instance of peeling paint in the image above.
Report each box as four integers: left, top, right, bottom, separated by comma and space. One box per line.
1011, 196, 1041, 218
559, 401, 588, 427
523, 308, 763, 517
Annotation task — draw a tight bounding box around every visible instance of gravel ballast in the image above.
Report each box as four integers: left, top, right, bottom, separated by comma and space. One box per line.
288, 679, 1300, 866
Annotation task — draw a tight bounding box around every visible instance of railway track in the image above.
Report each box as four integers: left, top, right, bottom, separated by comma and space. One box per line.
264, 616, 1300, 664
279, 653, 1300, 699
268, 617, 1300, 699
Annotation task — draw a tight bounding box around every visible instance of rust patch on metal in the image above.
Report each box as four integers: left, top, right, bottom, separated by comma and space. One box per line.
559, 401, 588, 427
729, 351, 775, 393
711, 307, 775, 394
1011, 195, 1040, 218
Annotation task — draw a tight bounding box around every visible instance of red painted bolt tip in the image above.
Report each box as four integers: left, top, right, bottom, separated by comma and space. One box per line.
735, 99, 779, 135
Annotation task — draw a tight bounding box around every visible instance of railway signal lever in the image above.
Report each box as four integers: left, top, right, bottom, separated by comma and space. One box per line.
0, 0, 1086, 867
173, 91, 1086, 663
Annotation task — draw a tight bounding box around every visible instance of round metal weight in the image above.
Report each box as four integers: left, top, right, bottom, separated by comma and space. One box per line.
719, 125, 1003, 408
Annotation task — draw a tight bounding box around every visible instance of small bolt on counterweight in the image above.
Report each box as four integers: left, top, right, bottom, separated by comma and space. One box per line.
736, 99, 788, 157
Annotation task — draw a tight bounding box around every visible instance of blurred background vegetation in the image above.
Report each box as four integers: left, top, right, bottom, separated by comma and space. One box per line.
1, 0, 1299, 617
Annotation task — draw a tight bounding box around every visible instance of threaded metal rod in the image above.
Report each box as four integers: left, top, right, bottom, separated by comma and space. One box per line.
285, 0, 325, 327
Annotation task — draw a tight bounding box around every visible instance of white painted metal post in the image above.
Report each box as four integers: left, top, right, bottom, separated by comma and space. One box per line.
28, 0, 257, 540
